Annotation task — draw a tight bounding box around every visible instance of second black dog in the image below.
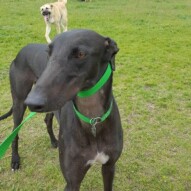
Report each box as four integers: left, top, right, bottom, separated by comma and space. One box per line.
0, 44, 57, 170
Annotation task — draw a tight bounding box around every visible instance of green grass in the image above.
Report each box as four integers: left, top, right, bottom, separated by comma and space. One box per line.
0, 0, 191, 190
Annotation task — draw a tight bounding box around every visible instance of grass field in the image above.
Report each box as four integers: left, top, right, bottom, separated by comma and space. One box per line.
0, 0, 191, 190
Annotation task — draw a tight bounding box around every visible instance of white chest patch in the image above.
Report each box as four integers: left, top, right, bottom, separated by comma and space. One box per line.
87, 152, 109, 166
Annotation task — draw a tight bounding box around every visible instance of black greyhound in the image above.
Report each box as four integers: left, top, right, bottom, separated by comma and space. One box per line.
0, 44, 57, 170
25, 29, 123, 191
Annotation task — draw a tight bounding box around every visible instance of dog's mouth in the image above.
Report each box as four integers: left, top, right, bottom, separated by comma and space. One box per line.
42, 11, 51, 21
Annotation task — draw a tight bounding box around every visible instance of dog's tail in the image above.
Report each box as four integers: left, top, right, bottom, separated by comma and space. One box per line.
0, 107, 13, 120
58, 0, 67, 4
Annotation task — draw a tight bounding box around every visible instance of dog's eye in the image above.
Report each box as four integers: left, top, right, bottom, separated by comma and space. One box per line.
77, 51, 86, 59
72, 48, 86, 59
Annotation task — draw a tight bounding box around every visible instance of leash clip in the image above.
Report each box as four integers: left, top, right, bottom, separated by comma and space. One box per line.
90, 117, 102, 137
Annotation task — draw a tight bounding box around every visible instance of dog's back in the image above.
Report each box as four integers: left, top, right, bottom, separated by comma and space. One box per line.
12, 44, 48, 80
49, 0, 67, 23
58, 0, 67, 4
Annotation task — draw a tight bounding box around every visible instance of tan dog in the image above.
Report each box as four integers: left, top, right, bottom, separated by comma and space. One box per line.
40, 0, 67, 43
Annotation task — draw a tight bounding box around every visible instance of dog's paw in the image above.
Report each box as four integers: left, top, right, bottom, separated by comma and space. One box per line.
11, 155, 20, 171
11, 161, 20, 172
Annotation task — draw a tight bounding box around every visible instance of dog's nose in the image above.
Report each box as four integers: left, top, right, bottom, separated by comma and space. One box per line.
25, 95, 46, 112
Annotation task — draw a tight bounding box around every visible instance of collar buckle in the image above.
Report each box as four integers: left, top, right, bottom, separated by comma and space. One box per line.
90, 117, 102, 137
90, 117, 102, 126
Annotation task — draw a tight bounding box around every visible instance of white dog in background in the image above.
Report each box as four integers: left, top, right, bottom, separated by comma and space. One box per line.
40, 0, 67, 43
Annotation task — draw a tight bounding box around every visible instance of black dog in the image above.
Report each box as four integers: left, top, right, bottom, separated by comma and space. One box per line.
0, 44, 57, 170
25, 29, 123, 191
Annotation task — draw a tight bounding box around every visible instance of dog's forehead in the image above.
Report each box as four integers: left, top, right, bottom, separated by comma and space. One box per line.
54, 30, 105, 49
40, 4, 51, 10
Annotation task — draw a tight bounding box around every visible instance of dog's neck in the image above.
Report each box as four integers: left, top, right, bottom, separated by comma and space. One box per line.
74, 76, 113, 123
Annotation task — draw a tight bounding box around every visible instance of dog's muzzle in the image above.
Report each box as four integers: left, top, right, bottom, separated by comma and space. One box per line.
42, 11, 51, 16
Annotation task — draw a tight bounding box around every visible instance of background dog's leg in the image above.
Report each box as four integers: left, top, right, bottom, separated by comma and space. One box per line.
61, 20, 67, 32
45, 24, 51, 43
10, 61, 35, 170
56, 24, 61, 34
102, 163, 115, 191
11, 100, 27, 170
44, 113, 58, 148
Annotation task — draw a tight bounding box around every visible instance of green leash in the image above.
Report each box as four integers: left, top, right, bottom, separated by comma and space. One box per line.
0, 112, 36, 159
0, 63, 113, 158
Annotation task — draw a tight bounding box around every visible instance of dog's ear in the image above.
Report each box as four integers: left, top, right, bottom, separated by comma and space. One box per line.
104, 37, 119, 71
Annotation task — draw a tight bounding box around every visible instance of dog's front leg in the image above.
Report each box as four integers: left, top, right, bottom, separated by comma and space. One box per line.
44, 113, 58, 148
45, 24, 52, 44
11, 102, 27, 170
61, 20, 67, 32
56, 24, 61, 34
60, 156, 90, 191
59, 141, 90, 190
11, 135, 20, 170
102, 163, 115, 191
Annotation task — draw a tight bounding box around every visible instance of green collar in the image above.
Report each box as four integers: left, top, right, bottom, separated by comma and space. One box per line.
73, 101, 113, 137
73, 63, 113, 137
73, 101, 113, 124
77, 64, 112, 98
